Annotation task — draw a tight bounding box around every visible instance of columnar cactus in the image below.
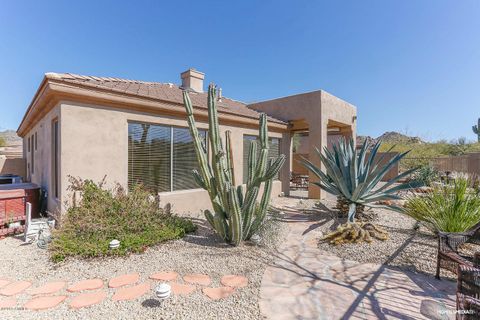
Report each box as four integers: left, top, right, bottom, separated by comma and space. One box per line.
182, 84, 286, 245
473, 118, 480, 142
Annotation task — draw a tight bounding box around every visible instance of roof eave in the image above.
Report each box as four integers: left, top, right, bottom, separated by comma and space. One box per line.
17, 78, 288, 137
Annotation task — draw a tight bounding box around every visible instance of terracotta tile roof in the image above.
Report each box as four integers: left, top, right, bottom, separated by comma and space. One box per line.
45, 73, 286, 124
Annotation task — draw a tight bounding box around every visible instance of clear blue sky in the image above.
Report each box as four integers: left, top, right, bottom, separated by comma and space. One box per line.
1, 1, 479, 141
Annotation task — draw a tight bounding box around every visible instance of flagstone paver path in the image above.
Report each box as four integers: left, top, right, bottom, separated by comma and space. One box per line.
0, 271, 245, 311
69, 291, 107, 309
203, 287, 236, 300
0, 281, 32, 296
28, 281, 66, 295
24, 295, 67, 311
260, 199, 457, 320
67, 279, 104, 292
108, 273, 140, 288
112, 282, 151, 301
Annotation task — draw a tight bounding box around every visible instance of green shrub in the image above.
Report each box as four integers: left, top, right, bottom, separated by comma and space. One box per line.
379, 141, 480, 171
412, 165, 440, 187
0, 136, 6, 147
403, 178, 480, 233
50, 177, 196, 262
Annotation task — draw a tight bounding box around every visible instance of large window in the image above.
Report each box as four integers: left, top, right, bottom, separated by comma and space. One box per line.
128, 122, 207, 193
243, 135, 281, 183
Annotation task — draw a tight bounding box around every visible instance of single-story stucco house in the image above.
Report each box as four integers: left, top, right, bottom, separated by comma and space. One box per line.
17, 69, 356, 215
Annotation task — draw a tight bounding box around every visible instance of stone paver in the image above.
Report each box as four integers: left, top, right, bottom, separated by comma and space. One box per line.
109, 273, 139, 288
112, 282, 150, 301
202, 287, 235, 300
259, 197, 457, 320
0, 279, 10, 289
183, 274, 211, 286
69, 291, 107, 309
170, 282, 196, 296
29, 281, 66, 295
149, 271, 178, 281
0, 281, 32, 296
67, 279, 103, 292
0, 298, 16, 309
24, 295, 67, 310
221, 275, 248, 288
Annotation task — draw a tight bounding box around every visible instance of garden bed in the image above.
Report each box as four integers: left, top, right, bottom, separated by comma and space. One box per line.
0, 212, 289, 320
293, 196, 455, 279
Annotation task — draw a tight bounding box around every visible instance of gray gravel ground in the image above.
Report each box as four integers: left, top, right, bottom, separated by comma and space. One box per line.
0, 214, 288, 320
297, 196, 454, 279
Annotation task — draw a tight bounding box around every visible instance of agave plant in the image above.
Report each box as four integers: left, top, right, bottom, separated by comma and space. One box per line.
300, 137, 420, 244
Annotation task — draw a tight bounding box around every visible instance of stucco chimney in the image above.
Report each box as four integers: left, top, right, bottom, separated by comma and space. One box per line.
181, 68, 205, 93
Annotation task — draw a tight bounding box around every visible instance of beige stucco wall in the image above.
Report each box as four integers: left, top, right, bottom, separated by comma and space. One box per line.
58, 101, 286, 215
249, 90, 357, 199
22, 103, 61, 213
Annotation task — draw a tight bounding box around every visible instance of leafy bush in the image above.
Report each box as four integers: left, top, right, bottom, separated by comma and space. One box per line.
50, 178, 196, 262
0, 136, 6, 147
412, 165, 440, 187
403, 178, 480, 233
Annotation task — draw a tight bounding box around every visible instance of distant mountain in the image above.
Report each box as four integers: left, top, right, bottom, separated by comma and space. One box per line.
0, 130, 22, 145
357, 131, 424, 146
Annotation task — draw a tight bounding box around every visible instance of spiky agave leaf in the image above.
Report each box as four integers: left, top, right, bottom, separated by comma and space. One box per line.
301, 137, 420, 222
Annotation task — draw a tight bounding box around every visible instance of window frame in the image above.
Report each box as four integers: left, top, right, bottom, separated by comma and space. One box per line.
31, 134, 34, 174
242, 134, 281, 183
52, 119, 59, 199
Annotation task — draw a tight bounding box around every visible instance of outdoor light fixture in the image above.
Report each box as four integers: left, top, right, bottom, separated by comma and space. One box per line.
155, 283, 171, 300
109, 239, 120, 249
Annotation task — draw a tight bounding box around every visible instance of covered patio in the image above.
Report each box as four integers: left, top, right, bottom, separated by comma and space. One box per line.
249, 90, 357, 199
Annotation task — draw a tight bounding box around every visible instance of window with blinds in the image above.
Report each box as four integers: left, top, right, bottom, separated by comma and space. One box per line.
128, 122, 207, 193
242, 135, 281, 183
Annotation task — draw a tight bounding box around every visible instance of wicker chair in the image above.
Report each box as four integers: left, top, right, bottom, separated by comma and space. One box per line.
436, 222, 480, 279
457, 262, 480, 319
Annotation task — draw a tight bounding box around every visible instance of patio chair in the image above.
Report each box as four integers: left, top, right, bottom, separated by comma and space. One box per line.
456, 264, 480, 319
436, 222, 480, 279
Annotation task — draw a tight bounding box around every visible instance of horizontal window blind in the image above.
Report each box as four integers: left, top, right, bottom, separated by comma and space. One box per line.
243, 135, 281, 183
128, 122, 207, 193
128, 123, 171, 193
173, 127, 207, 191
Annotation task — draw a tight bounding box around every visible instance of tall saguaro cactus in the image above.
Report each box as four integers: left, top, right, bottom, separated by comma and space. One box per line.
473, 118, 480, 142
182, 84, 286, 245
